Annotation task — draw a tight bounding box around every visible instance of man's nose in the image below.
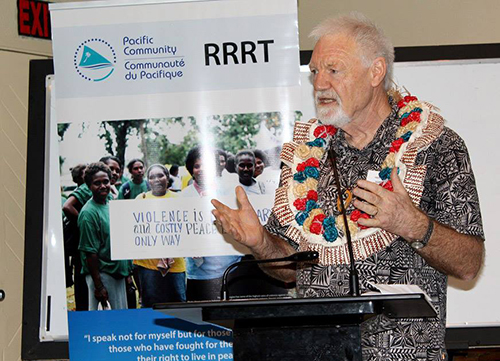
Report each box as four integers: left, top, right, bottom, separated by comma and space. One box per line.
313, 71, 330, 91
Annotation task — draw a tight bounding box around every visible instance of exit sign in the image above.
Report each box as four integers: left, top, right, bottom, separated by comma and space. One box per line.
17, 0, 51, 40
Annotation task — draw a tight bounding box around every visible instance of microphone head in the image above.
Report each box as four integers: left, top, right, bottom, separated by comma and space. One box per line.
287, 251, 319, 262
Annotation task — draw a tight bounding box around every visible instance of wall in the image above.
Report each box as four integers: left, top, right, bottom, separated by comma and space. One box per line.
0, 0, 52, 56
298, 0, 500, 51
0, 52, 47, 361
0, 0, 50, 360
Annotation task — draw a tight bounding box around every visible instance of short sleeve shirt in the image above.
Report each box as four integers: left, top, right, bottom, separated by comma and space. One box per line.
78, 199, 131, 278
265, 101, 484, 361
70, 183, 113, 206
118, 180, 149, 200
133, 191, 186, 273
70, 183, 92, 206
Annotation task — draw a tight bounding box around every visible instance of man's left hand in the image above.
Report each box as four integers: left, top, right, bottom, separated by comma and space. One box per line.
352, 167, 427, 241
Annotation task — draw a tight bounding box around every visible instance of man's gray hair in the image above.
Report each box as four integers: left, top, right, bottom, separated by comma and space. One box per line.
310, 12, 394, 90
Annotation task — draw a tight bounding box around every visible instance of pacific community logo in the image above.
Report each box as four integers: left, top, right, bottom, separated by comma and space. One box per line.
74, 39, 117, 82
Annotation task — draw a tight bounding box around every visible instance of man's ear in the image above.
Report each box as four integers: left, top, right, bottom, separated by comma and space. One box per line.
370, 57, 387, 88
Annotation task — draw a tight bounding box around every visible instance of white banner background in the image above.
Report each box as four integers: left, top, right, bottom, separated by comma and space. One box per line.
50, 0, 300, 260
50, 0, 301, 122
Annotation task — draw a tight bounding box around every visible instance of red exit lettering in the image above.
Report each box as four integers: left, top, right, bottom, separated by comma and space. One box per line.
18, 0, 51, 40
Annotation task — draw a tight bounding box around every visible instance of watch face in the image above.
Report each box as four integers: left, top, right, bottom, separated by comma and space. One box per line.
411, 241, 424, 250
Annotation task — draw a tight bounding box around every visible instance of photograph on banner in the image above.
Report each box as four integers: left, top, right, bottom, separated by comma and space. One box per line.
59, 110, 301, 310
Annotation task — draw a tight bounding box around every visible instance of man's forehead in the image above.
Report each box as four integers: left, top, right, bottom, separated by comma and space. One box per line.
309, 34, 359, 66
237, 154, 254, 162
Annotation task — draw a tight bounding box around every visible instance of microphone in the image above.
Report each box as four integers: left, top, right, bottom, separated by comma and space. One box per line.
220, 251, 319, 301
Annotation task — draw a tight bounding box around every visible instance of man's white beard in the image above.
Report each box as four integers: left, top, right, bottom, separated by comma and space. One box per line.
315, 91, 351, 128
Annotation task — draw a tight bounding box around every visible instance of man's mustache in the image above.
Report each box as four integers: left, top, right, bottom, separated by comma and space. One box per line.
314, 90, 340, 104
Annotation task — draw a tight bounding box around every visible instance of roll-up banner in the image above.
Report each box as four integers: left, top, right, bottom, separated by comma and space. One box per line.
51, 0, 300, 259
50, 0, 301, 358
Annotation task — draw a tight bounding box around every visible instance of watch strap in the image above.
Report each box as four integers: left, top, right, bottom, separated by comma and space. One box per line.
411, 217, 434, 250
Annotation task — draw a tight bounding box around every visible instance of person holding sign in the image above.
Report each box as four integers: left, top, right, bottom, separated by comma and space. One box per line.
78, 162, 132, 310
211, 13, 484, 360
134, 164, 187, 306
182, 146, 241, 301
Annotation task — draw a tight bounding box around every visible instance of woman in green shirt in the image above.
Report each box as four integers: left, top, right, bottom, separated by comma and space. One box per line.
78, 162, 131, 310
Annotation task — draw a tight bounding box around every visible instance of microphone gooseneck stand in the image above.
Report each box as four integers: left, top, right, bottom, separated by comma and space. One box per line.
328, 148, 360, 297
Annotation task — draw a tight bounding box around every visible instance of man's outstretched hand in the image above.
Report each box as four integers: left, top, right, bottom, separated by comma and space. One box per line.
211, 186, 265, 251
213, 187, 304, 283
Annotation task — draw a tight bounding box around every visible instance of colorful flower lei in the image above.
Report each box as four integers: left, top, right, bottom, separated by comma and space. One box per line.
290, 95, 424, 244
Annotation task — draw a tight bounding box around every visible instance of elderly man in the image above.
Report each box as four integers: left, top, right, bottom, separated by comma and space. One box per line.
212, 13, 484, 361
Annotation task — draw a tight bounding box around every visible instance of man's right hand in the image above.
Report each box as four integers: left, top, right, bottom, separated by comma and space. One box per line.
212, 186, 298, 283
211, 186, 265, 251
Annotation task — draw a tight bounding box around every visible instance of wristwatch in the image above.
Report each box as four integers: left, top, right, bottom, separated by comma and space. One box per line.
411, 217, 434, 250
